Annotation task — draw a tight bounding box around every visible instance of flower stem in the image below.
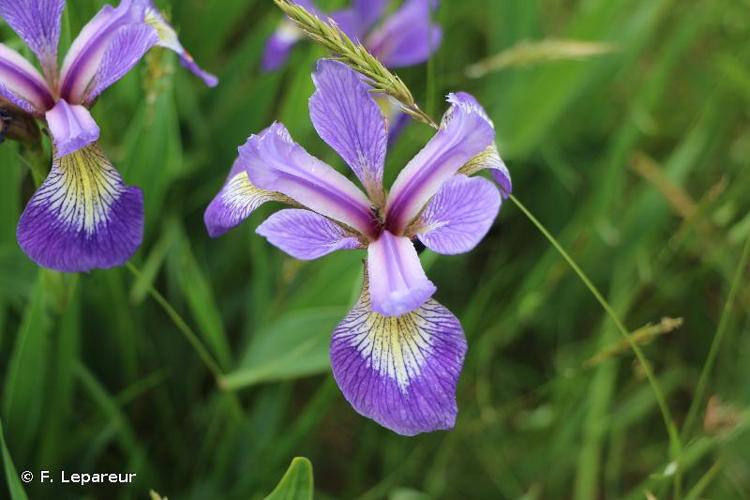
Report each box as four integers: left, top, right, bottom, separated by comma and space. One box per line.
508, 194, 683, 472
125, 262, 224, 382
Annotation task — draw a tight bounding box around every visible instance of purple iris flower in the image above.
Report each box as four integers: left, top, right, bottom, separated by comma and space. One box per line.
0, 0, 216, 272
264, 0, 441, 146
205, 60, 511, 436
263, 0, 442, 72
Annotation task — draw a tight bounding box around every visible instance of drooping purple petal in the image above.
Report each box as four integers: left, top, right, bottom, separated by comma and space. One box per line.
0, 43, 55, 114
330, 276, 467, 436
414, 174, 500, 255
310, 60, 387, 202
367, 230, 436, 316
45, 99, 101, 157
59, 0, 151, 103
385, 92, 495, 234
140, 1, 218, 87
204, 159, 284, 238
17, 143, 144, 273
461, 144, 512, 199
0, 0, 64, 77
241, 122, 379, 239
366, 0, 442, 68
257, 208, 363, 260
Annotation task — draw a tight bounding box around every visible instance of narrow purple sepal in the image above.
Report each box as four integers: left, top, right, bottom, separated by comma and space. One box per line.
331, 277, 467, 436
45, 99, 100, 157
17, 144, 144, 273
416, 174, 501, 255
367, 230, 436, 316
366, 0, 442, 68
257, 208, 362, 260
0, 0, 65, 75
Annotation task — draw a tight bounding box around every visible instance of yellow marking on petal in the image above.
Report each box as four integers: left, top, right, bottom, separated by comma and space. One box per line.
223, 171, 295, 212
336, 278, 438, 392
36, 144, 124, 235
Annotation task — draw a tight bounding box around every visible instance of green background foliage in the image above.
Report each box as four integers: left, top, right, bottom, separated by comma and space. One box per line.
1, 0, 749, 498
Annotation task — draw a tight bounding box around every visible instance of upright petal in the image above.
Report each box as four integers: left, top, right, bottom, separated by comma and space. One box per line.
366, 0, 442, 68
386, 93, 495, 234
257, 209, 363, 260
367, 230, 436, 317
204, 159, 285, 238
85, 23, 160, 103
141, 0, 218, 87
0, 0, 64, 77
17, 143, 144, 273
460, 144, 512, 199
59, 0, 154, 103
241, 123, 379, 239
310, 60, 387, 202
412, 175, 500, 255
331, 276, 467, 436
45, 99, 100, 157
0, 43, 55, 114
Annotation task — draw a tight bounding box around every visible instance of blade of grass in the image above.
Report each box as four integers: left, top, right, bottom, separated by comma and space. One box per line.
681, 234, 750, 438
0, 420, 28, 500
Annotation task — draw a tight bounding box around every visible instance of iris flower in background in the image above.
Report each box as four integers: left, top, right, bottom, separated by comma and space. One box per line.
205, 60, 511, 435
0, 0, 216, 272
264, 0, 441, 141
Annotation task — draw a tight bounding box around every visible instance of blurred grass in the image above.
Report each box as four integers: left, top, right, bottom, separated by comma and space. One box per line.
1, 0, 750, 498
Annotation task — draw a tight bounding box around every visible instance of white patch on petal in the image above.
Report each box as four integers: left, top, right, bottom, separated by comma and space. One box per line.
221, 171, 277, 221
31, 145, 125, 235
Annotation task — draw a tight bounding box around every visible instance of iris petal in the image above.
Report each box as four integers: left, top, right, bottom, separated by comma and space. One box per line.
366, 0, 442, 69
45, 99, 101, 157
310, 60, 387, 203
330, 274, 467, 436
141, 1, 218, 87
0, 0, 65, 77
367, 230, 436, 317
0, 43, 55, 113
241, 122, 378, 239
204, 161, 284, 238
414, 174, 501, 255
59, 0, 152, 103
257, 208, 363, 260
386, 92, 495, 234
17, 143, 144, 273
460, 144, 512, 199
261, 23, 302, 72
